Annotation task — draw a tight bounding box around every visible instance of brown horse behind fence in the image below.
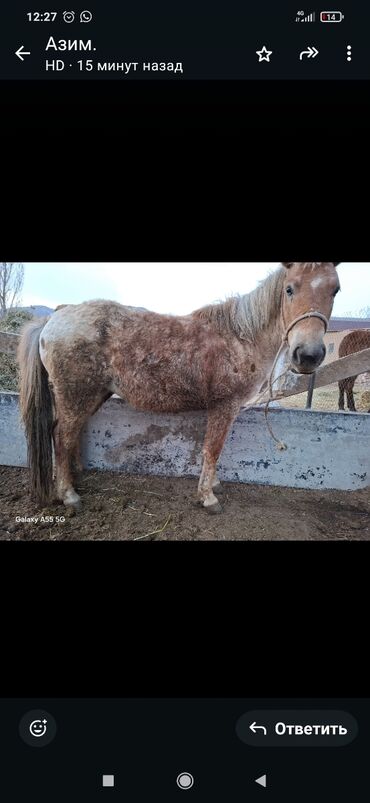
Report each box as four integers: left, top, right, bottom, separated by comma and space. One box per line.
338, 329, 370, 412
18, 262, 340, 513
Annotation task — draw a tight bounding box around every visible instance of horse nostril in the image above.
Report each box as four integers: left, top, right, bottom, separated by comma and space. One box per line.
292, 345, 325, 367
310, 345, 326, 365
303, 353, 317, 366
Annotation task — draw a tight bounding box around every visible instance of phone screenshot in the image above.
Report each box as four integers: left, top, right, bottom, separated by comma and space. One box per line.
0, 4, 369, 803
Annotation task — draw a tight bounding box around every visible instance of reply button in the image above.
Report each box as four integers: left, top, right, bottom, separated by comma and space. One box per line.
236, 710, 358, 747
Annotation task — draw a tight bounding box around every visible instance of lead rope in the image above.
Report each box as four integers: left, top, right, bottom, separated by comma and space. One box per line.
260, 310, 329, 451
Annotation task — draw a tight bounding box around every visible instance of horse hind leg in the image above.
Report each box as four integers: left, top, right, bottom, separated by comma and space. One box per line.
347, 393, 356, 412
53, 414, 85, 508
338, 381, 345, 411
346, 378, 356, 412
198, 400, 240, 514
53, 389, 111, 508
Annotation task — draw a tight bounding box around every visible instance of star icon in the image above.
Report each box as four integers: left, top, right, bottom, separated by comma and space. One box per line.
256, 46, 273, 62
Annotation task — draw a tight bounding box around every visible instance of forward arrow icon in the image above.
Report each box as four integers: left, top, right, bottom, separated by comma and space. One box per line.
299, 46, 319, 60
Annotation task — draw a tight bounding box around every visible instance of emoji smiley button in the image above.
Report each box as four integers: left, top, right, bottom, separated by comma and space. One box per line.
19, 710, 57, 747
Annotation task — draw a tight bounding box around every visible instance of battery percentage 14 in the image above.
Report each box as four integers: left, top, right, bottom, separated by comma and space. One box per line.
320, 11, 344, 22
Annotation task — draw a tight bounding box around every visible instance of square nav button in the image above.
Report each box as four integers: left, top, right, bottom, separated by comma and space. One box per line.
102, 775, 115, 788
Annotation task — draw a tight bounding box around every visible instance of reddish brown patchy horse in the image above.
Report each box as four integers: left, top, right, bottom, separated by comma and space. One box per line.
18, 262, 340, 513
338, 329, 370, 412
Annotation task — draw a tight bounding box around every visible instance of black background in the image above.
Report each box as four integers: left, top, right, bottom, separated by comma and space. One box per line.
2, 80, 369, 262
0, 73, 369, 709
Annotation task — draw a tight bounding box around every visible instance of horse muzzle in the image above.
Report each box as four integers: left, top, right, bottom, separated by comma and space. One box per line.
291, 343, 326, 374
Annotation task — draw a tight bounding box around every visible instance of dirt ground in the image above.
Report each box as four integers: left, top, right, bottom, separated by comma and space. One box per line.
1, 466, 370, 541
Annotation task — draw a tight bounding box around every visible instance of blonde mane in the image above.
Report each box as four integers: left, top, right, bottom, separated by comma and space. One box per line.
192, 266, 285, 341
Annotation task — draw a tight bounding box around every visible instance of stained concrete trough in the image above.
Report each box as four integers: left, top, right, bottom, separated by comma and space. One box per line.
0, 392, 369, 491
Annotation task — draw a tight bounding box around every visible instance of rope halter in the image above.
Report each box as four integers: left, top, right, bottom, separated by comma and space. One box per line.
266, 309, 329, 450
282, 310, 329, 342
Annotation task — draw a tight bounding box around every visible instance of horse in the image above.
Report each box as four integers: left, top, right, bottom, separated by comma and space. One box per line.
338, 329, 370, 412
18, 261, 340, 513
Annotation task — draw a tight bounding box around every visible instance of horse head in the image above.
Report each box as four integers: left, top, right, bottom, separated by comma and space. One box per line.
281, 262, 341, 374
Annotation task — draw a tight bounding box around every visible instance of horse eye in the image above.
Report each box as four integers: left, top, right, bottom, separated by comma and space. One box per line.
286, 286, 294, 297
333, 286, 340, 296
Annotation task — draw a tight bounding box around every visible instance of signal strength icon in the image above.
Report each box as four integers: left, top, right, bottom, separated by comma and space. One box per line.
295, 10, 316, 22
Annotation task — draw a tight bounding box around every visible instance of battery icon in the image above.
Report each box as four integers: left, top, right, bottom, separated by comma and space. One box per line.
320, 11, 344, 22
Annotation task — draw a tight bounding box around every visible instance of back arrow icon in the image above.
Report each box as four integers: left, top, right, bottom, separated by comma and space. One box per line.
15, 46, 31, 61
249, 722, 267, 735
299, 46, 319, 60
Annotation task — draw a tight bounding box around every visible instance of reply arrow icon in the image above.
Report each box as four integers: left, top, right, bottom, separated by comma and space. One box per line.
249, 721, 267, 735
299, 46, 319, 60
15, 46, 31, 61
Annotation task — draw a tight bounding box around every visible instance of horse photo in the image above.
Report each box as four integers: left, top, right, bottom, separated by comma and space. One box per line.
18, 262, 340, 513
338, 329, 370, 412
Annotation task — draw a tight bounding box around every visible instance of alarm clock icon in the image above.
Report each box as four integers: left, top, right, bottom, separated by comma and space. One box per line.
63, 11, 75, 23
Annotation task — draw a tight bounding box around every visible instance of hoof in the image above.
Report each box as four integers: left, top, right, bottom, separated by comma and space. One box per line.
63, 490, 82, 510
63, 499, 82, 512
205, 501, 223, 515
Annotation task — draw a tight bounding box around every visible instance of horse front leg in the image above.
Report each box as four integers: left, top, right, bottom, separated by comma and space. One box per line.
198, 400, 240, 514
347, 379, 356, 412
338, 382, 345, 411
212, 475, 224, 494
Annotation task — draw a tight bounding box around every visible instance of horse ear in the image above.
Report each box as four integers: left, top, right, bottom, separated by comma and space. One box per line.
282, 262, 294, 269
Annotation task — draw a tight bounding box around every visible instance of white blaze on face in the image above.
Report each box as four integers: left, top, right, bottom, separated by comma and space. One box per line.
310, 276, 325, 290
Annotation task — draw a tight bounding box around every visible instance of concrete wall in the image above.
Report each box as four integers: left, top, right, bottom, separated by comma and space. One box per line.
1, 392, 369, 491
